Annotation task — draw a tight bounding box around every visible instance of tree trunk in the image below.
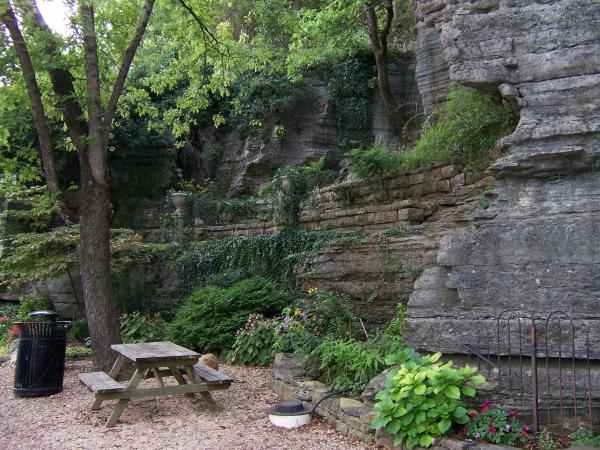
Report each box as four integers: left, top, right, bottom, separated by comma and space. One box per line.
79, 3, 121, 371
78, 174, 121, 371
365, 1, 410, 138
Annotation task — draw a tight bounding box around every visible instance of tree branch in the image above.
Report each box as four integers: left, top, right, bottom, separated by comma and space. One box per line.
1, 0, 60, 194
380, 0, 394, 61
102, 0, 156, 147
18, 0, 89, 153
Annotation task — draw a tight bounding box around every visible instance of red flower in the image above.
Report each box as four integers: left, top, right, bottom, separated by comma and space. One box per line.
488, 418, 496, 435
523, 424, 531, 436
481, 399, 491, 413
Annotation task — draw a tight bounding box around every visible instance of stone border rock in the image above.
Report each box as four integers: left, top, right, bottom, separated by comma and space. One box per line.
270, 353, 519, 450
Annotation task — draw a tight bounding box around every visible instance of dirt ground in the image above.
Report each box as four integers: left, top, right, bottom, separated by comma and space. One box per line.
0, 359, 375, 450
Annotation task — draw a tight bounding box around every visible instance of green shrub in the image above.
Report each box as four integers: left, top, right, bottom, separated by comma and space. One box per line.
343, 143, 403, 180
168, 277, 291, 353
307, 335, 406, 395
0, 302, 19, 320
120, 312, 167, 343
569, 427, 600, 447
0, 316, 14, 343
372, 352, 485, 449
68, 319, 89, 342
408, 84, 518, 171
18, 293, 53, 320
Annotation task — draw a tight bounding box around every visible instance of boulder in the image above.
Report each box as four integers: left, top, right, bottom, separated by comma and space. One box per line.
199, 353, 219, 370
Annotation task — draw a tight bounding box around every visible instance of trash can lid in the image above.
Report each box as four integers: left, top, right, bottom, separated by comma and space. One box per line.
28, 310, 59, 321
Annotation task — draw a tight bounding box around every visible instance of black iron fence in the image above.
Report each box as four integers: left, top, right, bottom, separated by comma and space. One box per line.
465, 309, 598, 435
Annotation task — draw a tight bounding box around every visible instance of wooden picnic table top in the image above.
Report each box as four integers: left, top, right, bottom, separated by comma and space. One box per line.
111, 341, 200, 364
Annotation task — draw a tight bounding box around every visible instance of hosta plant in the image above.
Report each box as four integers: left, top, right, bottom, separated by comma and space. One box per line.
372, 352, 485, 449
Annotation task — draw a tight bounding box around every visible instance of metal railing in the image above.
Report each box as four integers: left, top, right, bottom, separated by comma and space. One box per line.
465, 309, 597, 434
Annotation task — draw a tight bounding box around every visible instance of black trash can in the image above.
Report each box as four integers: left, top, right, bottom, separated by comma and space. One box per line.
13, 310, 70, 397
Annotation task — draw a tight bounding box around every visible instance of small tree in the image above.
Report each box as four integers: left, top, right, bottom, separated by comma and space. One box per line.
1, 0, 156, 370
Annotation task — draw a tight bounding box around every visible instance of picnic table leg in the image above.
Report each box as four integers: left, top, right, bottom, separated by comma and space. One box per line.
105, 368, 146, 428
168, 366, 195, 398
183, 365, 219, 411
91, 355, 126, 411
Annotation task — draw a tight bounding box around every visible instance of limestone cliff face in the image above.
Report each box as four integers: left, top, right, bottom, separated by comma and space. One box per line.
214, 59, 422, 196
405, 0, 600, 353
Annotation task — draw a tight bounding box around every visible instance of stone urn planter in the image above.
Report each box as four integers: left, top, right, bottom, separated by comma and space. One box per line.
170, 192, 188, 215
170, 192, 188, 242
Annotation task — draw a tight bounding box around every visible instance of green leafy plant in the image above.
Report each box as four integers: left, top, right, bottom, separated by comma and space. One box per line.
385, 303, 407, 337
307, 335, 406, 395
120, 312, 167, 344
569, 427, 600, 447
0, 302, 19, 320
0, 316, 14, 343
66, 345, 92, 360
408, 84, 518, 171
168, 277, 291, 353
372, 352, 485, 449
68, 319, 89, 342
302, 288, 361, 340
17, 293, 53, 320
537, 428, 558, 450
227, 314, 279, 366
466, 401, 523, 446
343, 143, 403, 180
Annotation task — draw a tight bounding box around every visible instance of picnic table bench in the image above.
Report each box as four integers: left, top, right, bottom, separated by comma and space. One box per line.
79, 341, 233, 427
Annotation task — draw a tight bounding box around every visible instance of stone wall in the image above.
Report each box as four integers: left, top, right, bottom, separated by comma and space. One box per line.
405, 0, 600, 355
148, 164, 487, 327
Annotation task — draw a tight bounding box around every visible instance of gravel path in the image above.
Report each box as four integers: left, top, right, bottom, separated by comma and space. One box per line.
0, 359, 375, 450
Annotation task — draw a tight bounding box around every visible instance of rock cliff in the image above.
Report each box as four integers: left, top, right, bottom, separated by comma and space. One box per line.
405, 0, 600, 353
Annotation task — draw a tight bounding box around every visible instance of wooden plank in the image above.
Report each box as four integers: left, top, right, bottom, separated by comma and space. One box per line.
193, 363, 234, 385
111, 341, 200, 363
94, 382, 211, 401
79, 372, 124, 394
108, 355, 125, 379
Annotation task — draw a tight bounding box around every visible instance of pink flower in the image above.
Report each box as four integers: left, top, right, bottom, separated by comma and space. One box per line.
505, 424, 513, 432
468, 411, 478, 418
523, 424, 531, 436
481, 399, 491, 414
488, 419, 496, 435
508, 408, 514, 417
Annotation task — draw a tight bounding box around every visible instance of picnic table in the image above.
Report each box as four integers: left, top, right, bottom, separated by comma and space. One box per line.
79, 341, 233, 427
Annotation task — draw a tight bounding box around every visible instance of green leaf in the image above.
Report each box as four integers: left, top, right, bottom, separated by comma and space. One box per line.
438, 419, 452, 433
461, 386, 476, 397
414, 384, 427, 395
444, 385, 461, 399
371, 415, 392, 429
407, 435, 420, 449
419, 434, 434, 447
470, 375, 486, 384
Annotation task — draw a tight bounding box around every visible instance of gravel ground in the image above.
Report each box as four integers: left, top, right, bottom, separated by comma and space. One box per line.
0, 359, 376, 450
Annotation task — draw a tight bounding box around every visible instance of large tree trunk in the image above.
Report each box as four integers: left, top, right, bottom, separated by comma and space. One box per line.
79, 174, 121, 371
79, 3, 121, 371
